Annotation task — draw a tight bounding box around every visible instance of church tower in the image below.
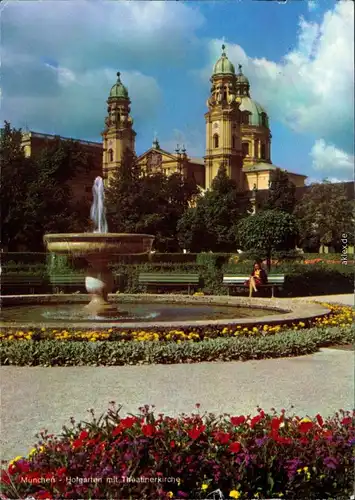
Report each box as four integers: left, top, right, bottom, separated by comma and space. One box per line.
204, 45, 244, 190
102, 72, 136, 182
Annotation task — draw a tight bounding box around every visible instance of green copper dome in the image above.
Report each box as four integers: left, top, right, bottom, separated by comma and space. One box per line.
239, 97, 269, 127
213, 45, 235, 76
236, 64, 249, 84
109, 72, 129, 99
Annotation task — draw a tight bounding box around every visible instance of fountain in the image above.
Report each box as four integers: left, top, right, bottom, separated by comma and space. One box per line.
43, 177, 154, 317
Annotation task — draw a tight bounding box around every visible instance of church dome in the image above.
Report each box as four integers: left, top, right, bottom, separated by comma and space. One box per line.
239, 97, 269, 127
213, 45, 235, 76
109, 72, 129, 99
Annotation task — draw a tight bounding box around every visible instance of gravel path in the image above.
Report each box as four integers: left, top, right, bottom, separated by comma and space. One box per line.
1, 349, 353, 460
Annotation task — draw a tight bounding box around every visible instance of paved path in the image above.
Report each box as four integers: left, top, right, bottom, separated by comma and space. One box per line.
293, 294, 354, 306
1, 348, 353, 460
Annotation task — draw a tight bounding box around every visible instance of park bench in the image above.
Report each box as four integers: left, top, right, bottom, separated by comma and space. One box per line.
49, 274, 123, 293
138, 273, 200, 295
1, 275, 45, 294
223, 274, 285, 298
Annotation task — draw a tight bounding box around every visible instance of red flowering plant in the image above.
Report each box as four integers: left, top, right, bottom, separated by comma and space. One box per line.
1, 404, 354, 500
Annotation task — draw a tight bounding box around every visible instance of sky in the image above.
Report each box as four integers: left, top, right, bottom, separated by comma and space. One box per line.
1, 0, 354, 183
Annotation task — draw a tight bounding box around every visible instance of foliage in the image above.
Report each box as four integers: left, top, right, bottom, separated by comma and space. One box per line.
106, 149, 199, 252
177, 166, 250, 252
295, 181, 354, 251
236, 210, 299, 269
1, 324, 354, 366
0, 123, 94, 251
1, 406, 354, 499
262, 168, 297, 213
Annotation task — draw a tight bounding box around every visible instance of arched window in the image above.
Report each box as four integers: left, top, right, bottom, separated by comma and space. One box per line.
261, 143, 266, 159
232, 136, 236, 149
223, 86, 227, 101
242, 142, 249, 157
213, 134, 219, 148
242, 112, 249, 125
108, 149, 114, 162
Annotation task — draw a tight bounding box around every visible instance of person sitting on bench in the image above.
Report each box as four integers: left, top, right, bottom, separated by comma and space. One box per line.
246, 261, 268, 297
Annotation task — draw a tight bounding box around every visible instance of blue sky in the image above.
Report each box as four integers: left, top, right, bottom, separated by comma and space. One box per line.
1, 0, 353, 182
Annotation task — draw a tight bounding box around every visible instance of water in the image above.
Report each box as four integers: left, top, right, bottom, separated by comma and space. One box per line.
1, 303, 280, 324
90, 176, 108, 233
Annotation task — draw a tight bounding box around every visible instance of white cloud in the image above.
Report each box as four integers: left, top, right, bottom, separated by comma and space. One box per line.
0, 0, 204, 139
310, 139, 354, 180
308, 1, 317, 12
203, 2, 353, 154
161, 128, 205, 158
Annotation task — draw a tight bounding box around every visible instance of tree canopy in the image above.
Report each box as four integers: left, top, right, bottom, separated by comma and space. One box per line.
262, 168, 296, 213
295, 181, 354, 251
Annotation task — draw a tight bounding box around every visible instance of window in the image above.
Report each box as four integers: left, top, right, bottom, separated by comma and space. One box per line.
213, 134, 219, 148
261, 143, 266, 159
261, 113, 267, 127
242, 142, 249, 157
254, 140, 259, 157
232, 136, 236, 149
108, 149, 114, 162
242, 113, 249, 125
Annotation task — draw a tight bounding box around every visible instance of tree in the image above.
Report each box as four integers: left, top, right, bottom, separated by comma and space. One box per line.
105, 150, 199, 251
0, 123, 95, 251
177, 165, 250, 252
295, 181, 354, 251
236, 210, 299, 270
263, 168, 296, 213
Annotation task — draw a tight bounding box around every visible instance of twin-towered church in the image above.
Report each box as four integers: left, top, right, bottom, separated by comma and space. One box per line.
21, 45, 306, 196
102, 45, 306, 192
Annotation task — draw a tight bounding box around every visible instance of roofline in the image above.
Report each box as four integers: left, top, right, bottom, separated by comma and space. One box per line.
23, 131, 103, 148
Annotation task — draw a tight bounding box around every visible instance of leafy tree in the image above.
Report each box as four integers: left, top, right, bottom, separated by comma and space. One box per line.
295, 181, 354, 251
236, 210, 299, 270
0, 122, 95, 251
263, 168, 296, 213
177, 165, 250, 252
106, 150, 199, 251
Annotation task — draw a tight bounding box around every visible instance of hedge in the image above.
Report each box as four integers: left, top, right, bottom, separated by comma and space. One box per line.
1, 326, 353, 366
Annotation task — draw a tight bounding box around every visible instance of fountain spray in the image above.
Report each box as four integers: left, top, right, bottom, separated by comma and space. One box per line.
90, 176, 108, 233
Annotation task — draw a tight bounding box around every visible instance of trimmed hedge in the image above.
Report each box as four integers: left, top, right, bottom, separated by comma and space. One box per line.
1, 326, 353, 366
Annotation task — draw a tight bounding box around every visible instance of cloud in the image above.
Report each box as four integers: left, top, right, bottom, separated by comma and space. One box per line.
202, 2, 353, 154
310, 139, 354, 181
161, 128, 205, 158
1, 0, 204, 139
307, 1, 317, 12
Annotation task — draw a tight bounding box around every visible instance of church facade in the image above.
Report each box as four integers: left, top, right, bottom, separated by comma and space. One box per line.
102, 45, 307, 191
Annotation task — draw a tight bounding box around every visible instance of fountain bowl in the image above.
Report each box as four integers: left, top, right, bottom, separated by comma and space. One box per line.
43, 233, 154, 317
43, 233, 155, 257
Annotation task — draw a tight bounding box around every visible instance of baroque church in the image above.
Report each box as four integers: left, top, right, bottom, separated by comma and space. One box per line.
102, 45, 306, 192
20, 45, 307, 197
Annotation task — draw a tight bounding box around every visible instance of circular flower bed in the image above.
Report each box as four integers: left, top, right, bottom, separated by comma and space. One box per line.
1, 405, 354, 499
0, 304, 353, 343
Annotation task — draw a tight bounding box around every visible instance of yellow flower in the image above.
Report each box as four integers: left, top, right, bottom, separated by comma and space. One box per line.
303, 466, 309, 472
201, 483, 209, 491
300, 418, 312, 424
9, 455, 24, 466
229, 490, 241, 499
167, 492, 174, 498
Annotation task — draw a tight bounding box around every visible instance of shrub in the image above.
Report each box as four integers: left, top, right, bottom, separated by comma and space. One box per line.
1, 406, 354, 499
1, 326, 353, 366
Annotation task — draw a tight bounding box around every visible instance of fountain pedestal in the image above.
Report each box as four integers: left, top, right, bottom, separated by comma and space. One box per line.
85, 256, 116, 317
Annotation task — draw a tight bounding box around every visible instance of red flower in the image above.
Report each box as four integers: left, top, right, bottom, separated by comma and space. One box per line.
112, 425, 124, 437
187, 425, 206, 440
322, 430, 333, 439
341, 417, 352, 426
316, 414, 324, 427
229, 442, 241, 453
120, 417, 138, 429
276, 436, 292, 444
56, 467, 67, 476
299, 437, 309, 445
72, 438, 83, 449
214, 431, 231, 444
299, 421, 313, 433
271, 417, 282, 431
79, 430, 89, 440
170, 440, 176, 448
35, 491, 53, 500
250, 415, 263, 428
142, 424, 155, 437
0, 470, 11, 485
231, 416, 246, 426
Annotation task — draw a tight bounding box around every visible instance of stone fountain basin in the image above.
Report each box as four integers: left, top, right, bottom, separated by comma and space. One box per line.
43, 233, 155, 256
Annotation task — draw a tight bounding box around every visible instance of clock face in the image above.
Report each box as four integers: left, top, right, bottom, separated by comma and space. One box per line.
213, 121, 219, 130
108, 140, 113, 146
